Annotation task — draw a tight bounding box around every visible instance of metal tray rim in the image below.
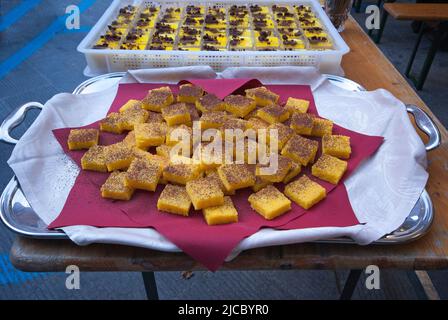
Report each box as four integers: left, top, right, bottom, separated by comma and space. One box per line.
0, 72, 434, 245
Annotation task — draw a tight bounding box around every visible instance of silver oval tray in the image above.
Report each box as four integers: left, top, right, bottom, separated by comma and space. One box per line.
0, 73, 441, 243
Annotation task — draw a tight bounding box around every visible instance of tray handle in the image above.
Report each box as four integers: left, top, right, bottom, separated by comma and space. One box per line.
406, 104, 441, 152
0, 102, 44, 145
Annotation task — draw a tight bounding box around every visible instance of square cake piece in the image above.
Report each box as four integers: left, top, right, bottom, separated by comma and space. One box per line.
256, 155, 292, 183
206, 170, 235, 195
101, 171, 134, 201
81, 145, 107, 172
282, 161, 302, 184
284, 175, 326, 209
281, 135, 319, 166
252, 176, 272, 192
217, 163, 256, 192
161, 102, 191, 126
146, 111, 165, 124
284, 97, 310, 114
245, 86, 279, 107
248, 185, 291, 220
186, 177, 224, 210
157, 184, 191, 216
163, 163, 202, 185
125, 157, 162, 191
224, 95, 256, 118
177, 83, 204, 103
322, 135, 351, 159
67, 129, 99, 150
311, 154, 348, 184
120, 107, 149, 131
134, 123, 167, 148
266, 122, 294, 150
199, 111, 228, 129
100, 112, 124, 134
104, 142, 135, 171
203, 196, 238, 225
196, 93, 227, 113
257, 105, 289, 124
290, 112, 314, 135
142, 86, 174, 112
311, 117, 333, 137
118, 99, 142, 113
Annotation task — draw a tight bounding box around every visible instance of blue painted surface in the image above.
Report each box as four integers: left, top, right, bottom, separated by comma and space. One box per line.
0, 0, 97, 79
0, 0, 43, 32
0, 253, 48, 285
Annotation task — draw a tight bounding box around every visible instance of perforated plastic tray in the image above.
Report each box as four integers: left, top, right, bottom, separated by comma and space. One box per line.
77, 0, 350, 76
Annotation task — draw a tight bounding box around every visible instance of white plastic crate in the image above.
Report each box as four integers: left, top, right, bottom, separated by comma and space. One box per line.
77, 0, 350, 76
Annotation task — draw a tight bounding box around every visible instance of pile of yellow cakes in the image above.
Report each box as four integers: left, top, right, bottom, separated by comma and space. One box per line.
67, 84, 351, 225
93, 3, 333, 51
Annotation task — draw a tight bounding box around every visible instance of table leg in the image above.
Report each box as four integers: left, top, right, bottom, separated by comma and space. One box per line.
142, 271, 159, 300
413, 25, 444, 90
339, 269, 362, 300
405, 22, 425, 77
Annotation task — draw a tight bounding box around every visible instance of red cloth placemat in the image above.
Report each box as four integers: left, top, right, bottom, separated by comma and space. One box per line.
50, 79, 383, 271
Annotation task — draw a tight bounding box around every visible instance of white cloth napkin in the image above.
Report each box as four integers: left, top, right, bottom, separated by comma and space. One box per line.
7, 66, 428, 256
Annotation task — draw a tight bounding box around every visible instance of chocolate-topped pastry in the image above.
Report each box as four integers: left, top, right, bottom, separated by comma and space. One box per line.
272, 5, 289, 13
202, 34, 218, 44
229, 37, 242, 46
249, 5, 262, 12
101, 33, 121, 42
136, 18, 151, 27
93, 43, 109, 49
253, 18, 268, 27
205, 14, 219, 24
229, 19, 245, 26
276, 19, 295, 27
229, 28, 243, 37
155, 22, 173, 32
148, 45, 167, 50
182, 26, 200, 35
185, 5, 203, 17
202, 44, 220, 51
179, 35, 198, 45
252, 12, 268, 20
308, 36, 328, 43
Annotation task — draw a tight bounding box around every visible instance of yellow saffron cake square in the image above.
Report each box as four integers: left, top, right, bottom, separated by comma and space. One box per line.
177, 83, 204, 103
282, 161, 302, 184
248, 185, 291, 220
163, 163, 202, 185
206, 170, 235, 195
161, 102, 191, 126
284, 175, 326, 209
100, 112, 124, 134
195, 93, 227, 113
266, 122, 294, 150
257, 105, 289, 124
199, 111, 228, 129
281, 135, 318, 166
252, 176, 272, 192
118, 99, 142, 113
142, 86, 174, 112
224, 95, 256, 118
101, 171, 134, 201
256, 155, 292, 183
203, 196, 238, 225
245, 86, 279, 107
311, 118, 333, 137
186, 177, 224, 210
67, 129, 99, 150
120, 107, 149, 131
103, 142, 135, 171
322, 135, 351, 159
284, 97, 310, 114
311, 154, 348, 184
134, 123, 167, 148
125, 157, 162, 191
157, 184, 191, 216
289, 112, 314, 135
81, 145, 107, 172
217, 163, 256, 192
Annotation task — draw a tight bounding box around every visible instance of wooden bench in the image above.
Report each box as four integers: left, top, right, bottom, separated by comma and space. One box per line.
375, 3, 448, 89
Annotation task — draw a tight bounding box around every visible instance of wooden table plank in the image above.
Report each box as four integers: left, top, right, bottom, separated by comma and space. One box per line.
384, 3, 448, 21
9, 18, 448, 272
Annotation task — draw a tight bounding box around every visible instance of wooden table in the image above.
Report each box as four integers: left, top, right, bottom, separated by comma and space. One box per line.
384, 3, 448, 21
8, 18, 448, 298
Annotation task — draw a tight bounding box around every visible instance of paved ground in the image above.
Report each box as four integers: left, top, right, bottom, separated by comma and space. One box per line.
0, 0, 447, 299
